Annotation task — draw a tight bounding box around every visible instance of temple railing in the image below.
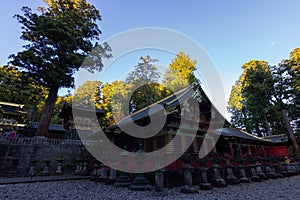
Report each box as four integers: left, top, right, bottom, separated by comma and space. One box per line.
0, 118, 18, 126
0, 134, 98, 146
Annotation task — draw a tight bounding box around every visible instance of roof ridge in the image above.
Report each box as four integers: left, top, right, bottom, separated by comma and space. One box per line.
0, 102, 24, 107
113, 83, 196, 125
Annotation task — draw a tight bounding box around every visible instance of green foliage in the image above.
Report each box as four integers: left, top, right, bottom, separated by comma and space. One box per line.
126, 55, 160, 83
9, 0, 111, 89
288, 48, 300, 90
97, 53, 198, 125
0, 66, 47, 122
9, 0, 111, 136
163, 52, 197, 92
99, 81, 128, 125
51, 95, 73, 124
128, 82, 170, 114
126, 55, 170, 113
73, 80, 102, 107
273, 48, 300, 133
241, 61, 274, 135
97, 56, 173, 125
228, 80, 246, 129
229, 48, 300, 138
228, 60, 284, 136
0, 66, 23, 103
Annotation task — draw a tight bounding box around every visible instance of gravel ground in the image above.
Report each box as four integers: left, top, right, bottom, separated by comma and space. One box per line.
0, 175, 300, 200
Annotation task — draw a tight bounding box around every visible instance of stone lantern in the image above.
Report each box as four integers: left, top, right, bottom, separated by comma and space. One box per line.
129, 143, 152, 191
41, 159, 51, 176
114, 146, 132, 187
56, 158, 64, 175
224, 157, 240, 184
28, 158, 37, 178
234, 157, 250, 183
198, 158, 213, 190
246, 156, 260, 182
211, 156, 227, 187
155, 153, 166, 192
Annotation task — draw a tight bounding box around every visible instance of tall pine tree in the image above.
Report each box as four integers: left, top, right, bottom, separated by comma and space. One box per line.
9, 0, 111, 137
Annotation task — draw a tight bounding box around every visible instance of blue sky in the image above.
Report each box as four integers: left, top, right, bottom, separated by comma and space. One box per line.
1, 0, 300, 118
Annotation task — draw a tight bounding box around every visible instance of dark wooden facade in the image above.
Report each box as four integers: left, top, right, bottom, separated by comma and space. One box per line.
58, 103, 106, 140
0, 102, 27, 132
106, 82, 289, 170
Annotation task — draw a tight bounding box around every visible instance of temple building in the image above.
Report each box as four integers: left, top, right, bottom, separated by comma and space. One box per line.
105, 81, 289, 170
0, 102, 27, 132
59, 103, 106, 140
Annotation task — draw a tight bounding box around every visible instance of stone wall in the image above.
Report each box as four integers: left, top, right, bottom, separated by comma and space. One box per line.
0, 143, 93, 177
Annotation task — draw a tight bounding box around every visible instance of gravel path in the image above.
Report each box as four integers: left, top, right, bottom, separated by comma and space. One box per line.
1, 175, 300, 200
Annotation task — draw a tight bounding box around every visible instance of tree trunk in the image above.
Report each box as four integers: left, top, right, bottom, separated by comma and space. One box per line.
242, 109, 251, 133
281, 109, 300, 158
264, 113, 272, 136
35, 85, 59, 137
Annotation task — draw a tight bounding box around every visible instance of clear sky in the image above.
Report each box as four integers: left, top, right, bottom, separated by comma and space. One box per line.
1, 0, 300, 119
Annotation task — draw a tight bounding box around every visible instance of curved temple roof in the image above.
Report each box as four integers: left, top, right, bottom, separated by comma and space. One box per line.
108, 81, 288, 144
214, 128, 288, 144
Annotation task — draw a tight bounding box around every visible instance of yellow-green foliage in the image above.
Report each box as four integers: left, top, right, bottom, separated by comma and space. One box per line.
228, 81, 244, 111
164, 52, 197, 92
73, 81, 102, 108
0, 66, 48, 122
287, 48, 300, 90
99, 81, 128, 124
